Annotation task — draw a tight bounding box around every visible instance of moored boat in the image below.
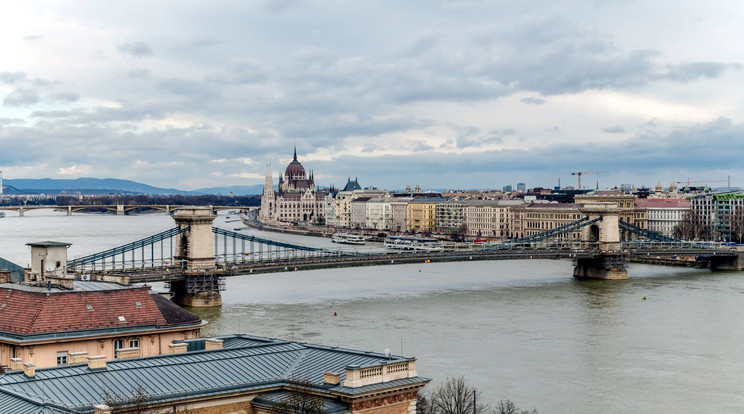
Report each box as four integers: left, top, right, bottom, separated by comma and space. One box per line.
331, 233, 367, 245
384, 235, 442, 251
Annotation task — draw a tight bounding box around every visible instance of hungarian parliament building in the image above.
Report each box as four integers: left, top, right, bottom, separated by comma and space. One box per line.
259, 149, 328, 225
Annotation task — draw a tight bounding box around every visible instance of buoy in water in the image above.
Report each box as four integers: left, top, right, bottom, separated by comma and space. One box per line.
334, 312, 337, 316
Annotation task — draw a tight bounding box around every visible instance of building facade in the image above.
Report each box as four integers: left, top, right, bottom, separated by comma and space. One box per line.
635, 198, 691, 237
260, 150, 327, 225
0, 282, 204, 370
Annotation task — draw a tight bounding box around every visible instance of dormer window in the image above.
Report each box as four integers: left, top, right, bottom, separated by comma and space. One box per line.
118, 316, 126, 323
86, 305, 93, 311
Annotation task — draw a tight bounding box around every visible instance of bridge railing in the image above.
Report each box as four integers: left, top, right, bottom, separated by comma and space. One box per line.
621, 240, 739, 252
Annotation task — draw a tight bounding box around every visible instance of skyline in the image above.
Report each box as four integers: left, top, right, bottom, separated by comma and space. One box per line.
1, 1, 743, 191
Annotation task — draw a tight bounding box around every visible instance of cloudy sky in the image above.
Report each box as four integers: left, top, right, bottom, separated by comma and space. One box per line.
1, 1, 742, 191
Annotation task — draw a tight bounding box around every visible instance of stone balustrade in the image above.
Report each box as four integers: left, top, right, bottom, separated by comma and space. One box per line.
343, 360, 416, 388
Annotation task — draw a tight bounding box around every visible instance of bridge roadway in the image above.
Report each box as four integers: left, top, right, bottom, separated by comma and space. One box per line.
0, 204, 258, 216
121, 243, 739, 284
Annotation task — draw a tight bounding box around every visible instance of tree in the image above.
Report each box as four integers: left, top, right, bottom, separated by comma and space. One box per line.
494, 400, 538, 414
101, 385, 200, 413
673, 210, 716, 241
428, 377, 489, 414
274, 379, 327, 414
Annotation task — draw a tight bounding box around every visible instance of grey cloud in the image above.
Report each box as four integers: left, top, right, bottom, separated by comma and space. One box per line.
520, 97, 545, 105
48, 92, 80, 103
230, 61, 269, 84
260, 0, 304, 13
22, 35, 42, 41
602, 126, 625, 134
548, 126, 560, 133
3, 88, 40, 107
155, 78, 219, 99
117, 41, 154, 56
0, 118, 25, 126
185, 37, 223, 50
0, 71, 26, 84
127, 69, 150, 80
663, 62, 740, 83
399, 32, 441, 57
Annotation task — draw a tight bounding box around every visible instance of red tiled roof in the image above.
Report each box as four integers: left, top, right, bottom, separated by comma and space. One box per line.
0, 287, 197, 336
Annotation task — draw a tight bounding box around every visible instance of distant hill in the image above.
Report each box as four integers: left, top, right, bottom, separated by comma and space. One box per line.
193, 184, 264, 196
4, 178, 196, 195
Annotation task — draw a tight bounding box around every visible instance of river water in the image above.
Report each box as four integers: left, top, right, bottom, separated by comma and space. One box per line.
1, 211, 743, 413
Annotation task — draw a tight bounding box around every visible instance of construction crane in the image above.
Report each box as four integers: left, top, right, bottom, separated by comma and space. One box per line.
676, 179, 728, 186
571, 171, 605, 190
675, 179, 730, 191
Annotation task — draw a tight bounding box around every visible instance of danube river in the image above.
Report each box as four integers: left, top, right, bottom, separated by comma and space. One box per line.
2, 211, 744, 413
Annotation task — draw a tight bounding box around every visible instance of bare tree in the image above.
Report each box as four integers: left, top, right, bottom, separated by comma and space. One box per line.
494, 400, 538, 414
428, 377, 489, 414
274, 379, 326, 414
674, 210, 716, 241
101, 386, 201, 414
101, 385, 153, 414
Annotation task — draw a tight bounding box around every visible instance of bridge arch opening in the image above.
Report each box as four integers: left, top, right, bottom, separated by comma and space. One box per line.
589, 224, 600, 243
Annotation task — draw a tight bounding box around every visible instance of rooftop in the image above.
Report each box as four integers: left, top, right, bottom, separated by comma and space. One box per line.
0, 282, 203, 343
0, 334, 429, 414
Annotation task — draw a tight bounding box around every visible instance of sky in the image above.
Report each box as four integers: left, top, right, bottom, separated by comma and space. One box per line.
1, 1, 743, 192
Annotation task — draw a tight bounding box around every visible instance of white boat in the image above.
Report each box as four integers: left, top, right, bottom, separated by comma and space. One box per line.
384, 236, 442, 251
331, 233, 367, 245
0, 212, 5, 218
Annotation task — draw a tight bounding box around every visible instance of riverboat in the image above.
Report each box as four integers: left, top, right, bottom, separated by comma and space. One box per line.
384, 236, 442, 251
331, 233, 367, 245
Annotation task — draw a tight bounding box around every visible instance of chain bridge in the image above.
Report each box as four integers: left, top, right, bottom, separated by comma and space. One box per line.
63, 205, 742, 307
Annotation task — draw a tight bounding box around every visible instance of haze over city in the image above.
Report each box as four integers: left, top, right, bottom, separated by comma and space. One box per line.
1, 1, 742, 191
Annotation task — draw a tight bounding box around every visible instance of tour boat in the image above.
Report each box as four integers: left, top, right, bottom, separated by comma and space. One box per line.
331, 233, 367, 245
384, 236, 442, 251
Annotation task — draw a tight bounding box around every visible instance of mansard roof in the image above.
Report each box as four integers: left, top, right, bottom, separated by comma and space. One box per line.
342, 177, 362, 191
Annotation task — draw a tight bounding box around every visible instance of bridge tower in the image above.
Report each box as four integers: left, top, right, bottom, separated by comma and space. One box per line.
170, 207, 222, 307
574, 203, 628, 280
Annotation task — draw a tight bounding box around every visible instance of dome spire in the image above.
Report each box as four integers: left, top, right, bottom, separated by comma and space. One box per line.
293, 145, 297, 161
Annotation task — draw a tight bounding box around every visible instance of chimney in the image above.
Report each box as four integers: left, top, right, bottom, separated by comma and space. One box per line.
23, 362, 35, 378
68, 351, 89, 364
10, 358, 23, 371
87, 355, 107, 370
168, 342, 188, 354
205, 338, 223, 351
323, 371, 341, 385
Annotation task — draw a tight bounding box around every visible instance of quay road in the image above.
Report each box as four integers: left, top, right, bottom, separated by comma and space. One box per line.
120, 242, 738, 284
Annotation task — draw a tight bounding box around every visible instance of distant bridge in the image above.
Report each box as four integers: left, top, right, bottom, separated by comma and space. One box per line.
62, 205, 743, 307
0, 204, 258, 216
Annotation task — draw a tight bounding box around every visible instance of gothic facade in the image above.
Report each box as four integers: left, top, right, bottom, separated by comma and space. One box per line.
260, 149, 327, 224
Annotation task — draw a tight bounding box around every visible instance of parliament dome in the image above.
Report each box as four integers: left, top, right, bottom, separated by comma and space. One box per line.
284, 148, 306, 178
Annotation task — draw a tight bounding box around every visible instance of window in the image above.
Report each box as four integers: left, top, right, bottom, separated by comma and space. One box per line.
57, 351, 68, 366
114, 339, 124, 354
129, 339, 139, 349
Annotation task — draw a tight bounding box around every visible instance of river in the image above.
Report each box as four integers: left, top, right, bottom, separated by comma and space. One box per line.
1, 211, 743, 413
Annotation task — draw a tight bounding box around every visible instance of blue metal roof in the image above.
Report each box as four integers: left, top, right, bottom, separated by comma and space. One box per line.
0, 334, 429, 413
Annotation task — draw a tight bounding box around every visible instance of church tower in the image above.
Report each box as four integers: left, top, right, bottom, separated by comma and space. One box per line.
260, 164, 275, 222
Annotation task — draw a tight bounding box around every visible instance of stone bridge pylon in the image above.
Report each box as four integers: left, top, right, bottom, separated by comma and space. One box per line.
574, 203, 628, 280
170, 207, 222, 307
